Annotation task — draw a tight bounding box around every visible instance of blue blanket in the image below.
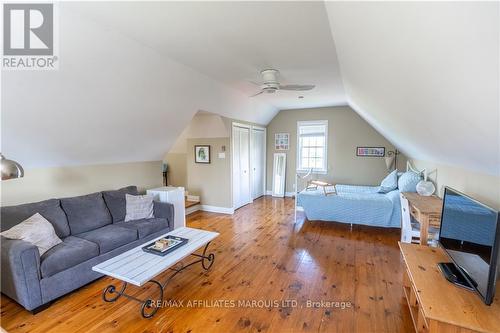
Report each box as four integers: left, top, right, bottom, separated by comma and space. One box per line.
297, 184, 401, 228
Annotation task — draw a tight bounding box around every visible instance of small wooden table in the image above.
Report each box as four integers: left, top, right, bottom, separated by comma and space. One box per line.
399, 243, 500, 333
93, 227, 219, 318
306, 180, 336, 196
401, 192, 442, 245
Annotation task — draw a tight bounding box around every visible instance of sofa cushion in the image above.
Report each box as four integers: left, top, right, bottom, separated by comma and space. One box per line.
102, 186, 138, 223
1, 213, 62, 256
1, 198, 70, 238
75, 225, 138, 254
61, 192, 112, 235
125, 194, 154, 222
118, 218, 169, 238
40, 236, 99, 278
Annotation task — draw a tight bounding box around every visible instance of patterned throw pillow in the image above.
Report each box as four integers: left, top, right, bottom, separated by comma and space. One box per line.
378, 169, 399, 193
1, 213, 62, 255
124, 194, 154, 222
398, 171, 422, 192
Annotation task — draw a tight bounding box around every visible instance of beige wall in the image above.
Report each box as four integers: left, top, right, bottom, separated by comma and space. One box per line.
165, 112, 264, 209
411, 159, 500, 210
266, 106, 407, 193
1, 161, 163, 206
164, 153, 187, 187
186, 137, 232, 208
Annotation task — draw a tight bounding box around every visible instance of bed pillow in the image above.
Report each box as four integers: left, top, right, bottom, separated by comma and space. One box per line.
378, 169, 399, 193
398, 171, 422, 192
1, 213, 62, 256
125, 194, 154, 222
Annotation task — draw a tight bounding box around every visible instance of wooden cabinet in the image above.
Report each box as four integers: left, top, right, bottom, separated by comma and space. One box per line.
399, 243, 500, 333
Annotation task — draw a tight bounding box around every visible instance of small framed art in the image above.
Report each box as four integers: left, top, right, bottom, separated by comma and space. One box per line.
356, 147, 385, 157
195, 145, 211, 163
275, 133, 289, 150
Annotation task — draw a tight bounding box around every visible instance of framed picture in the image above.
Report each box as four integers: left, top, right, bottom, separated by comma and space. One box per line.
356, 147, 385, 157
275, 133, 289, 150
194, 145, 211, 163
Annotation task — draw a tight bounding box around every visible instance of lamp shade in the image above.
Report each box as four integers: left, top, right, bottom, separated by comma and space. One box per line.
384, 155, 395, 171
1, 154, 24, 180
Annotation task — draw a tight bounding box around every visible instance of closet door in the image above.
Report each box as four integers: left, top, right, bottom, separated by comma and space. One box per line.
232, 125, 251, 209
251, 128, 265, 199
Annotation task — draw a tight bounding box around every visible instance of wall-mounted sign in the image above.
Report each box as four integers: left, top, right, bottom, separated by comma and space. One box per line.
356, 147, 385, 157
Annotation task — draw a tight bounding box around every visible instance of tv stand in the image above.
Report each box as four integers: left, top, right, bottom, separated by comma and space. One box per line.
437, 262, 475, 291
399, 243, 500, 333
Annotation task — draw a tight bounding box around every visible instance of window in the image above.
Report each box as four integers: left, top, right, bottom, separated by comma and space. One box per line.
297, 120, 328, 174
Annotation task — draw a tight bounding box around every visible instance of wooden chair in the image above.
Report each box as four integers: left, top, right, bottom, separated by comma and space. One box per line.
400, 193, 439, 244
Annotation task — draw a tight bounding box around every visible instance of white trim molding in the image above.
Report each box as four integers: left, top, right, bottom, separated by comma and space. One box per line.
200, 205, 235, 214
265, 190, 294, 198
296, 120, 328, 174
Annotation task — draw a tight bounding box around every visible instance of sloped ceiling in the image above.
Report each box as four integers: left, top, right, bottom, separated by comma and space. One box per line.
1, 3, 275, 168
2, 1, 498, 176
325, 1, 499, 176
65, 1, 346, 110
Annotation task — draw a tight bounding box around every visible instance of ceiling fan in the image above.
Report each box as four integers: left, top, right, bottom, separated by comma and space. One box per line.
250, 69, 315, 97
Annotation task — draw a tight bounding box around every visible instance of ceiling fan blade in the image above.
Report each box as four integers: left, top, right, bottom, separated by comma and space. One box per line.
250, 90, 264, 97
279, 84, 315, 91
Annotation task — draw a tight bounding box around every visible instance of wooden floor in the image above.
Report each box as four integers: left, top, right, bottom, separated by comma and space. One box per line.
1, 197, 412, 333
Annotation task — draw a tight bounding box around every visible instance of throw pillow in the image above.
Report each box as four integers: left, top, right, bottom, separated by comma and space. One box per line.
378, 169, 399, 193
103, 186, 139, 223
398, 171, 422, 192
125, 194, 154, 222
1, 213, 62, 256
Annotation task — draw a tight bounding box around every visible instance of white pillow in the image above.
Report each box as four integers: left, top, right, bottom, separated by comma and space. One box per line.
1, 213, 62, 256
125, 194, 154, 221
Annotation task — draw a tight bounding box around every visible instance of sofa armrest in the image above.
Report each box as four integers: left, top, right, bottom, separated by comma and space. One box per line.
1, 236, 43, 310
153, 201, 175, 229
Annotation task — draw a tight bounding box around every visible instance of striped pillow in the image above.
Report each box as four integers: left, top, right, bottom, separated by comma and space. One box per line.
124, 194, 154, 222
1, 213, 62, 255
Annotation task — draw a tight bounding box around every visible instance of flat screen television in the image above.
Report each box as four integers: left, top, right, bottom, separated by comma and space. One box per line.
438, 187, 500, 305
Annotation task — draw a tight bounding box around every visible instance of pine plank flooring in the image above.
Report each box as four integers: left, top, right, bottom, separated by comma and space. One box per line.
1, 197, 412, 333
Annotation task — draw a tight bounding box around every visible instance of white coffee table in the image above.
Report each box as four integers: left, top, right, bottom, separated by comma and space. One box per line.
92, 227, 219, 318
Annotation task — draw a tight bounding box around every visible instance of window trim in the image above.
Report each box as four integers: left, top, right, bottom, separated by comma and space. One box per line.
296, 120, 328, 174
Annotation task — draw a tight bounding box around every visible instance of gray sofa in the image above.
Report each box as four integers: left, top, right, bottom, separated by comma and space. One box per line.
0, 186, 174, 312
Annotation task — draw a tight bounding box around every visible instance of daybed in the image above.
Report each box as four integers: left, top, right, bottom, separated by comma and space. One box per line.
297, 170, 422, 228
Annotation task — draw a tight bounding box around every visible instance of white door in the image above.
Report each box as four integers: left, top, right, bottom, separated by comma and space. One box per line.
251, 128, 265, 199
232, 125, 251, 209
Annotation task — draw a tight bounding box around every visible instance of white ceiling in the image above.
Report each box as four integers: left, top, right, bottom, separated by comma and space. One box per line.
68, 1, 346, 110
2, 1, 498, 177
325, 1, 499, 176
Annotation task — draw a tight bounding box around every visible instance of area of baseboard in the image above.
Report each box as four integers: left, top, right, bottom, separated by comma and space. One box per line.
264, 190, 295, 198
185, 204, 234, 215
200, 205, 234, 214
